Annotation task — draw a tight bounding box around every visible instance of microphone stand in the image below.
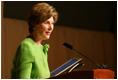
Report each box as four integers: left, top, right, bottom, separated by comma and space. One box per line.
63, 42, 107, 69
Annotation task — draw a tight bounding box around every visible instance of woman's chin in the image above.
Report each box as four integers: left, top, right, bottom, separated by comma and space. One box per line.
43, 36, 50, 40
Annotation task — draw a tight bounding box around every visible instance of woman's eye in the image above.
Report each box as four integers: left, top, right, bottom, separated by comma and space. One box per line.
44, 21, 54, 25
52, 23, 54, 25
44, 21, 49, 24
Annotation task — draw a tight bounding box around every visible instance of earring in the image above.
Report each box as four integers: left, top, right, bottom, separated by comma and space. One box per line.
33, 28, 35, 30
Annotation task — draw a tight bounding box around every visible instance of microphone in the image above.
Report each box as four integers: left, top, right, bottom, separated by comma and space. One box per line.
63, 42, 107, 69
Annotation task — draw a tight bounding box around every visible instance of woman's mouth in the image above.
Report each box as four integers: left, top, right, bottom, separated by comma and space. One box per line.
46, 32, 51, 35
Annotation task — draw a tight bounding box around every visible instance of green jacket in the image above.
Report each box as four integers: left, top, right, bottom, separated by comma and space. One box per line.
11, 37, 50, 79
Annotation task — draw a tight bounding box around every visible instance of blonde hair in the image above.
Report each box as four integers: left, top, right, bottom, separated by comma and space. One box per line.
27, 2, 58, 33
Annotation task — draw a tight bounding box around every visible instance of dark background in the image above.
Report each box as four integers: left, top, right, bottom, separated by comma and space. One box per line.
4, 1, 117, 34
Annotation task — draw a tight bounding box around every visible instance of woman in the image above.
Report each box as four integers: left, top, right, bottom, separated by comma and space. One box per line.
11, 2, 58, 79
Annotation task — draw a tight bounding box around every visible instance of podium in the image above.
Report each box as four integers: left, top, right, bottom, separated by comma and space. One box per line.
49, 69, 115, 79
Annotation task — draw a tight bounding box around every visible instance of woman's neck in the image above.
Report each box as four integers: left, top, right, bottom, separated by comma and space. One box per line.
29, 33, 42, 47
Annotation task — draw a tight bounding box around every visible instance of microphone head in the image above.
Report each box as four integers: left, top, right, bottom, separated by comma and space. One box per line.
63, 42, 73, 50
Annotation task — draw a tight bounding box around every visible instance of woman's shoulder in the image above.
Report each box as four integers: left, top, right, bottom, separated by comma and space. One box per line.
20, 37, 35, 47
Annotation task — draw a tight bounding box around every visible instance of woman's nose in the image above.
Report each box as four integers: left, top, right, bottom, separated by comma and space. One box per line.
48, 24, 53, 30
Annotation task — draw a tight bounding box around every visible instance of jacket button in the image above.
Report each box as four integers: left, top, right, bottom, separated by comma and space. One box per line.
45, 72, 47, 76
41, 57, 43, 59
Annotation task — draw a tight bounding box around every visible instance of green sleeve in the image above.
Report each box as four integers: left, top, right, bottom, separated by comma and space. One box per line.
15, 42, 34, 79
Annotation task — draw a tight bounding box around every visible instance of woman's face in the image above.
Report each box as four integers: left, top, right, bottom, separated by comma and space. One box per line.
34, 16, 54, 40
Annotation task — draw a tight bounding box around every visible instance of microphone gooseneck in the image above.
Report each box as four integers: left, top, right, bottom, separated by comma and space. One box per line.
63, 42, 107, 69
